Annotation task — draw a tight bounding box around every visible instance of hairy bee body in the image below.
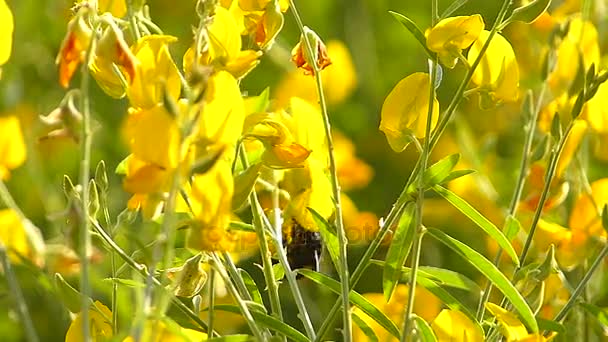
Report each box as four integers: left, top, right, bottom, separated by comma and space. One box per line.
283, 220, 322, 277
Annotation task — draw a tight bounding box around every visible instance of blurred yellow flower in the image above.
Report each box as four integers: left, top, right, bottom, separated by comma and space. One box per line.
426, 14, 484, 68
380, 72, 439, 152
0, 115, 26, 180
467, 30, 519, 102
127, 35, 181, 109
583, 81, 608, 160
334, 130, 373, 191
0, 0, 13, 72
274, 40, 357, 108
97, 0, 127, 17
122, 319, 207, 342
535, 219, 589, 270
238, 0, 289, 12
547, 17, 599, 96
353, 284, 441, 341
431, 309, 483, 342
570, 178, 608, 238
65, 301, 112, 342
0, 209, 32, 264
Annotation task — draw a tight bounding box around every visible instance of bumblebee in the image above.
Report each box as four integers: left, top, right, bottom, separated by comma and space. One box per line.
283, 219, 322, 278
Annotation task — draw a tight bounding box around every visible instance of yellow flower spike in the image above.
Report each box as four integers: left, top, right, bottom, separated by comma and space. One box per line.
570, 178, 608, 238
431, 309, 483, 342
380, 72, 439, 152
467, 30, 520, 102
274, 40, 357, 108
65, 301, 113, 342
0, 0, 14, 71
97, 0, 127, 17
127, 35, 181, 109
0, 115, 27, 180
555, 119, 587, 178
199, 71, 245, 146
56, 8, 93, 88
123, 105, 180, 170
425, 14, 484, 68
485, 303, 529, 342
89, 21, 138, 98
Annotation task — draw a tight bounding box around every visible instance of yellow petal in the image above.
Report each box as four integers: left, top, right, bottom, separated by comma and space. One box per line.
584, 81, 608, 133
208, 7, 242, 62
431, 309, 483, 342
65, 301, 113, 342
127, 35, 181, 109
555, 119, 587, 178
570, 178, 608, 238
0, 209, 31, 263
0, 0, 14, 66
262, 142, 311, 169
224, 49, 262, 79
0, 115, 26, 180
122, 155, 170, 194
468, 30, 519, 102
426, 14, 484, 68
97, 0, 127, 17
380, 72, 439, 152
485, 303, 529, 342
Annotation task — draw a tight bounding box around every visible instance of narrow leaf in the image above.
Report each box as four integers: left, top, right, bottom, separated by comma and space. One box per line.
427, 228, 538, 332
353, 312, 379, 342
207, 335, 253, 342
423, 154, 460, 188
298, 269, 401, 339
308, 207, 340, 272
580, 303, 608, 328
441, 169, 475, 184
54, 273, 90, 313
504, 215, 522, 241
416, 276, 478, 323
419, 266, 481, 293
389, 11, 436, 59
602, 204, 608, 236
433, 185, 519, 266
440, 0, 470, 19
383, 202, 416, 300
212, 305, 308, 342
413, 314, 438, 342
537, 317, 566, 335
228, 221, 256, 233
504, 0, 551, 25
232, 163, 262, 210
239, 269, 263, 305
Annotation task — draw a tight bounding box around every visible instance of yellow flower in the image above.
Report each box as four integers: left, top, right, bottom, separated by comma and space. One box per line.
547, 17, 600, 96
467, 30, 519, 102
0, 115, 26, 180
582, 81, 608, 160
274, 40, 357, 108
127, 35, 181, 109
183, 7, 261, 79
240, 1, 285, 49
56, 8, 93, 88
0, 0, 14, 72
334, 130, 373, 191
238, 0, 289, 12
425, 14, 484, 68
431, 309, 483, 342
353, 284, 441, 342
486, 303, 529, 342
122, 319, 207, 342
0, 209, 32, 264
380, 72, 439, 152
65, 301, 112, 342
570, 178, 608, 238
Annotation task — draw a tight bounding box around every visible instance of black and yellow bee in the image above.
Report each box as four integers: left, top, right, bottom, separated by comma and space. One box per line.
283, 219, 322, 278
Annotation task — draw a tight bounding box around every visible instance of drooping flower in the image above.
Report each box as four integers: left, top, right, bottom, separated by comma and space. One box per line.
380, 72, 439, 152
426, 14, 484, 68
0, 115, 26, 180
65, 301, 113, 342
56, 7, 93, 88
467, 30, 520, 102
0, 0, 14, 74
291, 27, 332, 75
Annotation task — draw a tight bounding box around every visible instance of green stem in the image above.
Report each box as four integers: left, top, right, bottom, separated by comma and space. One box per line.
207, 268, 215, 335
0, 243, 39, 342
210, 253, 266, 341
401, 55, 438, 340
89, 220, 217, 336
314, 0, 512, 338
221, 252, 253, 301
476, 85, 547, 320
552, 244, 608, 324
288, 1, 351, 339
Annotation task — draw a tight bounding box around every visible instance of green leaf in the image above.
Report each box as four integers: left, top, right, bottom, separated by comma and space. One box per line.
115, 155, 129, 175
353, 312, 379, 342
537, 317, 566, 335
298, 269, 401, 339
207, 335, 253, 342
104, 277, 146, 288
441, 169, 475, 184
440, 0, 470, 19
416, 276, 478, 323
232, 163, 262, 210
412, 314, 437, 342
601, 204, 608, 236
272, 263, 285, 281
580, 303, 608, 328
239, 269, 263, 306
530, 135, 550, 163
54, 273, 90, 313
418, 266, 481, 294
389, 11, 436, 59
503, 0, 551, 25
423, 154, 460, 188
308, 207, 340, 272
427, 228, 538, 332
383, 202, 416, 300
212, 305, 308, 342
504, 215, 522, 241
228, 221, 256, 233
432, 185, 519, 266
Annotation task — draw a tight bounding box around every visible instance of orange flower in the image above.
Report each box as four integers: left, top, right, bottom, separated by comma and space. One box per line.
291, 28, 332, 75
56, 8, 93, 88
